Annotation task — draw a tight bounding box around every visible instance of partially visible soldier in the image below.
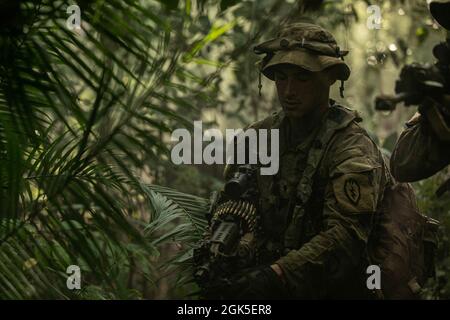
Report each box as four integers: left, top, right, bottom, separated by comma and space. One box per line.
204, 22, 392, 299
390, 97, 450, 184
390, 0, 450, 190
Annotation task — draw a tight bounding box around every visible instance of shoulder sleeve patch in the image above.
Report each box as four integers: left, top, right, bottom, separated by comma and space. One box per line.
332, 172, 377, 213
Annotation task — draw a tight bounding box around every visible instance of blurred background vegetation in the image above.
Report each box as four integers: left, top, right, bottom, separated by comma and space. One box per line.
0, 0, 449, 299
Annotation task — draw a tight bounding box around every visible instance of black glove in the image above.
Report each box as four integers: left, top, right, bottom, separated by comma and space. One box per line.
205, 265, 289, 300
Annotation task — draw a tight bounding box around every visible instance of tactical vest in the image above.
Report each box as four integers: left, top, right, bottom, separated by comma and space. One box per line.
249, 103, 365, 259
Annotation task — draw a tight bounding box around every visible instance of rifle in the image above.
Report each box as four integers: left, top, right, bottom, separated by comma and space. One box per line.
374, 1, 450, 141
193, 165, 260, 297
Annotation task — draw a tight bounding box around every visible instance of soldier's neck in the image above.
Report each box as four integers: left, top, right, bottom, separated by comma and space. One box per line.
288, 103, 329, 133
286, 102, 329, 141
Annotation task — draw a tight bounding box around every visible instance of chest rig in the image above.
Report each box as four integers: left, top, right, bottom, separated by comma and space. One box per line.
256, 103, 361, 260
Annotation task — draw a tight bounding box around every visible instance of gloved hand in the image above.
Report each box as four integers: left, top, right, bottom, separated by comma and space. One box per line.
204, 265, 289, 300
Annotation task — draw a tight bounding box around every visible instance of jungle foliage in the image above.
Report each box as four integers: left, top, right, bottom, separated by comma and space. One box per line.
0, 0, 449, 299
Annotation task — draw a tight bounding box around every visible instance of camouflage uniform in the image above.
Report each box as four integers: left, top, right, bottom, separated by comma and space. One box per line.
391, 112, 450, 183
390, 0, 450, 183
222, 23, 391, 299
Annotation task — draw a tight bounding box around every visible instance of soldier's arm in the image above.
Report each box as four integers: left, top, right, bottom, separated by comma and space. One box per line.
390, 112, 450, 182
274, 132, 384, 298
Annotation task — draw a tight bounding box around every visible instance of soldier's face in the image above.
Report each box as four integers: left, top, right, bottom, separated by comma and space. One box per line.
274, 64, 333, 118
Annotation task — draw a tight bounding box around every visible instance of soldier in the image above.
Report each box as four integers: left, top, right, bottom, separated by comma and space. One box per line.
390, 0, 450, 188
390, 99, 450, 184
204, 22, 391, 299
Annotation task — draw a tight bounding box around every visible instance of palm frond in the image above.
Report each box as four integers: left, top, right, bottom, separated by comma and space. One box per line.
142, 184, 209, 297
0, 0, 201, 299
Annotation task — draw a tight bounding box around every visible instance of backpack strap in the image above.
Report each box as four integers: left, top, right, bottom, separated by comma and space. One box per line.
284, 104, 361, 249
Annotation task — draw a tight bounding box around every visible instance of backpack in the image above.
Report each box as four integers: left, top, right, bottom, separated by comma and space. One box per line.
367, 163, 439, 299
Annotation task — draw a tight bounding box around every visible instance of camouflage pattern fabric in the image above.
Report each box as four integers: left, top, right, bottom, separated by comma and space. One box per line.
391, 112, 450, 182
254, 22, 350, 81
224, 102, 390, 299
